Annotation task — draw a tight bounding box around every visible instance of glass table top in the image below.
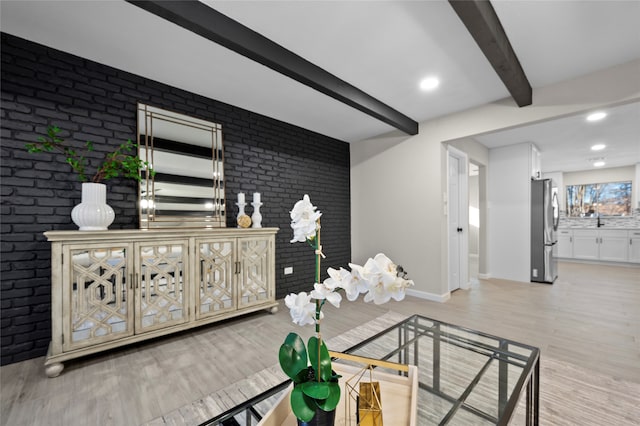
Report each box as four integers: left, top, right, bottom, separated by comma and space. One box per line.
199, 314, 540, 426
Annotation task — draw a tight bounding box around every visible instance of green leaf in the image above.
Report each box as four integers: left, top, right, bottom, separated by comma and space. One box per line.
315, 382, 340, 411
308, 336, 332, 382
278, 333, 308, 381
293, 367, 309, 384
278, 344, 304, 381
291, 386, 316, 422
300, 381, 330, 400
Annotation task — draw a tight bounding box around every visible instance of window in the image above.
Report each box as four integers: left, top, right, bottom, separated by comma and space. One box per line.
566, 181, 632, 217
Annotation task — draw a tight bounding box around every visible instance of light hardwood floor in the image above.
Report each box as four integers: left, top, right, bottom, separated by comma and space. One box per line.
1, 261, 639, 425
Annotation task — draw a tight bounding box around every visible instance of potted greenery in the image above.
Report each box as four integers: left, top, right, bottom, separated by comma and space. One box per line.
279, 195, 414, 425
26, 125, 153, 230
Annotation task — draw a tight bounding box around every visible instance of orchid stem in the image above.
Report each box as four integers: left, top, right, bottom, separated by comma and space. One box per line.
314, 220, 322, 382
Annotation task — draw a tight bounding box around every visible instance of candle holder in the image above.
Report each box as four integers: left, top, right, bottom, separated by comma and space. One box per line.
236, 201, 248, 228
251, 202, 263, 228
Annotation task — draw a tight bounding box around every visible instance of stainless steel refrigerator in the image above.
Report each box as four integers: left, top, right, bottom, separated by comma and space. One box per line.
531, 179, 559, 283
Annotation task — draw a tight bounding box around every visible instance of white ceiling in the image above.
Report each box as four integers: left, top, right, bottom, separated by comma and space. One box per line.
2, 0, 639, 172
473, 100, 640, 173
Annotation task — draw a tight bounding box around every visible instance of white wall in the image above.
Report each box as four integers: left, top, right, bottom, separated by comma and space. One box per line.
636, 163, 640, 210
468, 174, 479, 256
448, 137, 490, 167
351, 59, 640, 297
564, 165, 635, 186
488, 143, 532, 282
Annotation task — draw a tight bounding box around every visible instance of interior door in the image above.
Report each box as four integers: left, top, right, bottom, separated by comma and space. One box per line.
448, 154, 462, 292
447, 146, 469, 292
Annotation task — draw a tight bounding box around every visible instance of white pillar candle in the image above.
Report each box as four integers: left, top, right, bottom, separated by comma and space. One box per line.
238, 192, 245, 204
253, 192, 261, 203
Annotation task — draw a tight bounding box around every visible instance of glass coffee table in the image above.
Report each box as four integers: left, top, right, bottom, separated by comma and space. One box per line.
199, 314, 540, 425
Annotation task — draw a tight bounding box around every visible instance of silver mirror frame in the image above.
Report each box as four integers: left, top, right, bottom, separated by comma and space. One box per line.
137, 103, 225, 228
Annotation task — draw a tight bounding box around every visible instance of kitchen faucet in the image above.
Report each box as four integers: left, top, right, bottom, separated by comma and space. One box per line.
597, 215, 604, 228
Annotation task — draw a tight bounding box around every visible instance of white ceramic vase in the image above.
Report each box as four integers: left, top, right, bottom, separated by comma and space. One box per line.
71, 183, 115, 231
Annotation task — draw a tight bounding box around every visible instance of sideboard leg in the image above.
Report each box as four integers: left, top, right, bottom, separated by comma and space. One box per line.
45, 362, 64, 378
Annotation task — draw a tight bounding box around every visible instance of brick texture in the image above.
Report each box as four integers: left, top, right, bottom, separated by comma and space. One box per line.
0, 33, 350, 366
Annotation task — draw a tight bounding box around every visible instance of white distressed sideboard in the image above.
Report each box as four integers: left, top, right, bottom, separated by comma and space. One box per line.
44, 228, 279, 377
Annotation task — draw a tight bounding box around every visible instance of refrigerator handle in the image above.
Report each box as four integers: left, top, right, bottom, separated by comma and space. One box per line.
552, 191, 560, 231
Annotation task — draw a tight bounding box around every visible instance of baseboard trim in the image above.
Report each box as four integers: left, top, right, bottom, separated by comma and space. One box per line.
467, 278, 480, 288
558, 258, 639, 268
406, 288, 451, 303
478, 273, 491, 280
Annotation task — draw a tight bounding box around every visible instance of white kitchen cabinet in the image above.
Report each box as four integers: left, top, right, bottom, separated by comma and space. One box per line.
45, 228, 278, 378
598, 230, 629, 262
557, 229, 573, 258
629, 230, 640, 263
572, 230, 599, 260
563, 228, 637, 263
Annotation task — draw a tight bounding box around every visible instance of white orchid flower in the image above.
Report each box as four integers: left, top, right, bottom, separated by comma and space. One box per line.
344, 264, 371, 301
372, 253, 397, 276
387, 276, 414, 301
322, 268, 342, 291
358, 254, 413, 304
363, 278, 392, 304
311, 282, 342, 308
290, 194, 322, 243
284, 292, 320, 326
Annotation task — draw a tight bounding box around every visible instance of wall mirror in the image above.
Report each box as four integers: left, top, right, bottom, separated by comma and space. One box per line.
137, 103, 225, 228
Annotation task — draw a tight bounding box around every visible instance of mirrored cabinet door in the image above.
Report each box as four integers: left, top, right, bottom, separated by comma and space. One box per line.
135, 241, 189, 333
197, 239, 236, 319
238, 237, 272, 308
63, 244, 134, 351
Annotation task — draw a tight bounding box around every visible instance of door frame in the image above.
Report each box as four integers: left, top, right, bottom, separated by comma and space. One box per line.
447, 146, 469, 292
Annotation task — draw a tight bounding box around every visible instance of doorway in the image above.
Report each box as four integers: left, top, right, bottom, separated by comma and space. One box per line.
468, 163, 480, 285
447, 146, 468, 292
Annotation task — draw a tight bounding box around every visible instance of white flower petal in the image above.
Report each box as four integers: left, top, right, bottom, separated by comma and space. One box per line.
325, 290, 342, 308
284, 292, 317, 326
290, 195, 322, 243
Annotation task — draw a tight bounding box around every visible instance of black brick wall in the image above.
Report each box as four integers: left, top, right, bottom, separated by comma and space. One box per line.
0, 33, 350, 366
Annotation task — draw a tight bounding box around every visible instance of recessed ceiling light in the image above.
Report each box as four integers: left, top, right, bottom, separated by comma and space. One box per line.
419, 77, 440, 91
591, 144, 606, 151
593, 160, 606, 167
586, 111, 607, 122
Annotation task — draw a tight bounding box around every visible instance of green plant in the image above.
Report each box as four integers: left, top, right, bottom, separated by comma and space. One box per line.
279, 195, 414, 422
279, 333, 340, 422
26, 125, 153, 183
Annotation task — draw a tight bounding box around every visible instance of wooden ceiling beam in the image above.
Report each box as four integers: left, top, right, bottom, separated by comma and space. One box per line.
126, 0, 419, 135
449, 0, 532, 107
